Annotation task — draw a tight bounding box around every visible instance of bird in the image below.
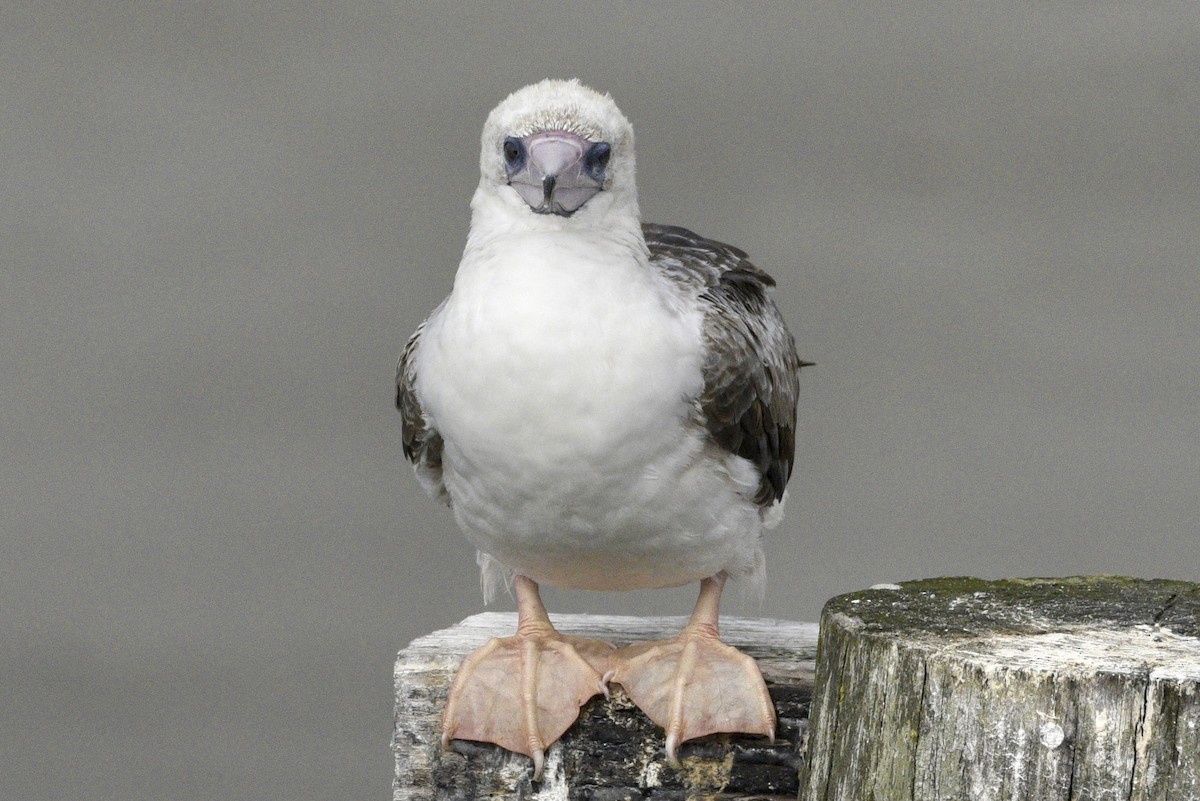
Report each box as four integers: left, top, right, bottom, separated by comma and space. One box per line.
396, 79, 807, 779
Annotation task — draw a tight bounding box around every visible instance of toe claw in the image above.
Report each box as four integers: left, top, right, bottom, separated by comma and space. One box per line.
664, 731, 681, 768
531, 746, 545, 781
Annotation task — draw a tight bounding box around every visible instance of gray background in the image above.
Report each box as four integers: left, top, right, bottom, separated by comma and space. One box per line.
3, 2, 1197, 799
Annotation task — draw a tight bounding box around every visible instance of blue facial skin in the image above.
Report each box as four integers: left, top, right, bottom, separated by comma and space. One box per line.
583, 142, 610, 183
502, 136, 527, 175
503, 136, 610, 183
503, 132, 610, 217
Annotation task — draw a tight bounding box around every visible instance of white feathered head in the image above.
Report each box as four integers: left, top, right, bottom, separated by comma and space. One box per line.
473, 79, 639, 229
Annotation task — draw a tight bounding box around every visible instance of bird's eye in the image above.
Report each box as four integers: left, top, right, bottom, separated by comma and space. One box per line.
584, 142, 611, 181
502, 137, 525, 171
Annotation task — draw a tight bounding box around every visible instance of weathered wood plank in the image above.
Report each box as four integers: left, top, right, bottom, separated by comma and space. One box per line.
394, 613, 817, 800
801, 576, 1200, 801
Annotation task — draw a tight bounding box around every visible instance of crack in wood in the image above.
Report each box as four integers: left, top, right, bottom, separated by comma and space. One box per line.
910, 659, 929, 801
1153, 592, 1180, 625
1127, 677, 1152, 801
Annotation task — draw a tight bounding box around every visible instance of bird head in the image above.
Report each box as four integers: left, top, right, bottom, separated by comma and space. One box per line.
473, 79, 639, 231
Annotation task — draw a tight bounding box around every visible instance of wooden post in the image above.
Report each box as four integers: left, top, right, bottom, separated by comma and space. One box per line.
394, 612, 818, 800
801, 577, 1200, 801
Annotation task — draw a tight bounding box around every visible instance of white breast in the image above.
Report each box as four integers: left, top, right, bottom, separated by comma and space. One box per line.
416, 230, 765, 592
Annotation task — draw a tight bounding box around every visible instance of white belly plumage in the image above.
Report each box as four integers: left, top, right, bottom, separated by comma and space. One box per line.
415, 232, 766, 593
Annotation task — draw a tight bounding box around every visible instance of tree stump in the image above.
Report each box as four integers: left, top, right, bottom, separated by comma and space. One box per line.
394, 612, 817, 800
801, 576, 1200, 801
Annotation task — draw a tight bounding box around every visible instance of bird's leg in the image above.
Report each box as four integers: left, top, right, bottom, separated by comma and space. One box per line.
441, 575, 614, 779
610, 574, 776, 765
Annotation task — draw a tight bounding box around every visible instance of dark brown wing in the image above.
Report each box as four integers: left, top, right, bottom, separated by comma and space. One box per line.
396, 317, 448, 503
644, 223, 805, 508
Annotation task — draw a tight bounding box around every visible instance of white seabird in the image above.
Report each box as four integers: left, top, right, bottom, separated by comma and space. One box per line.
397, 79, 807, 778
